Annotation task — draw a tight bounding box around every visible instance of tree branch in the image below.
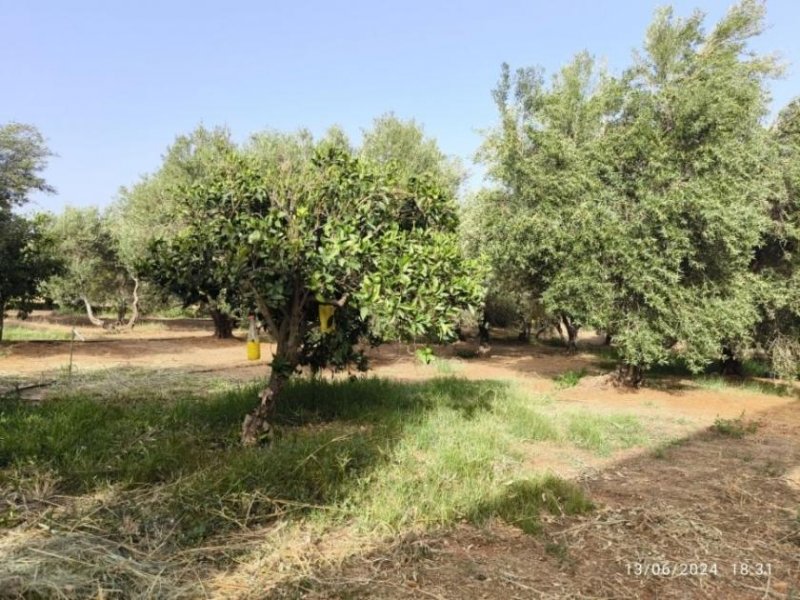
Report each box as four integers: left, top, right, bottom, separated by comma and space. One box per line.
245, 281, 280, 339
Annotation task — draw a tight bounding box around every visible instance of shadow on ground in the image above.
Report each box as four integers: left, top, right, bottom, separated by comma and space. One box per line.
273, 401, 800, 600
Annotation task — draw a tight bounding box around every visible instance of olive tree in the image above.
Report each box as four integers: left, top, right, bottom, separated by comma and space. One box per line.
119, 126, 241, 337
478, 1, 780, 382
152, 134, 483, 444
0, 123, 54, 210
476, 52, 615, 350
0, 213, 62, 340
751, 98, 800, 377
43, 207, 131, 327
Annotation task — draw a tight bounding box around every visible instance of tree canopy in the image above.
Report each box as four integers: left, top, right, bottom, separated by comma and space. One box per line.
475, 0, 786, 380
142, 131, 483, 443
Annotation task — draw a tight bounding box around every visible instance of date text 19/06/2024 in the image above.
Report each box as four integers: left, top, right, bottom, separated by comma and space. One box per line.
626, 562, 772, 577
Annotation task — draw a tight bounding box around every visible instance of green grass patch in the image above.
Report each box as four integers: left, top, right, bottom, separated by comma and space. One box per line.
553, 369, 587, 388
0, 374, 665, 596
695, 375, 791, 397
1, 325, 70, 341
564, 412, 647, 455
710, 413, 760, 438
0, 374, 673, 597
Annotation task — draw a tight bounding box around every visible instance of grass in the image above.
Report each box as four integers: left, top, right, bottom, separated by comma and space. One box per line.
1, 325, 71, 341
711, 413, 761, 438
554, 368, 587, 388
695, 375, 792, 397
0, 373, 658, 597
434, 357, 464, 375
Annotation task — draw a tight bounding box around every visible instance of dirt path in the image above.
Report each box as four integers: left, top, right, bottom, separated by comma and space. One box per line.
2, 323, 796, 423
288, 401, 800, 599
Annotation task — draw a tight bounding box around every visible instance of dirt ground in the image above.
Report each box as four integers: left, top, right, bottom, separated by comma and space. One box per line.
1, 314, 793, 424
2, 314, 799, 598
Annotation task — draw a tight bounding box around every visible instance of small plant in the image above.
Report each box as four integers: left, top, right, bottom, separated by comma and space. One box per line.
711, 413, 760, 438
415, 346, 435, 365
554, 369, 587, 389
651, 437, 686, 459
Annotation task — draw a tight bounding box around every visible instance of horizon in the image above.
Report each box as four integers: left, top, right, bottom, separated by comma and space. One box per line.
5, 0, 800, 214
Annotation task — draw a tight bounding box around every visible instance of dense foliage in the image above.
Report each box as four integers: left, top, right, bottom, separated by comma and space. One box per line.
474, 0, 797, 380
0, 122, 61, 340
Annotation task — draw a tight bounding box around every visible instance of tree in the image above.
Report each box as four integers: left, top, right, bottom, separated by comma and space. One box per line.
0, 212, 62, 340
361, 114, 465, 197
751, 98, 800, 378
121, 126, 241, 337
476, 52, 615, 351
478, 1, 779, 381
43, 207, 129, 327
0, 123, 54, 210
152, 134, 483, 444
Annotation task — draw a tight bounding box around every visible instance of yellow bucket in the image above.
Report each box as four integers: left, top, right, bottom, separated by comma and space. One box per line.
319, 304, 336, 333
247, 340, 261, 361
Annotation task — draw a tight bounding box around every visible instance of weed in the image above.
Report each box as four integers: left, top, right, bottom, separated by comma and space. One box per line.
414, 346, 435, 365
470, 477, 592, 534
711, 413, 760, 438
545, 539, 571, 563
554, 369, 586, 389
651, 437, 686, 459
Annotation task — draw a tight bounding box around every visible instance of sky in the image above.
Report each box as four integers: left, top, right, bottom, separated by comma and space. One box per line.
4, 0, 800, 213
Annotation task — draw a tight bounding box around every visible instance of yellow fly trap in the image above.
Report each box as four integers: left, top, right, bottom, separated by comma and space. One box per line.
319, 304, 336, 334
246, 304, 336, 361
246, 314, 261, 361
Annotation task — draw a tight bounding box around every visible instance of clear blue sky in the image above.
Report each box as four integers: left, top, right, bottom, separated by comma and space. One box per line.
5, 0, 799, 213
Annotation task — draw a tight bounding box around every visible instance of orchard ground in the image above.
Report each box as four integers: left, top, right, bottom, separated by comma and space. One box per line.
1, 313, 798, 599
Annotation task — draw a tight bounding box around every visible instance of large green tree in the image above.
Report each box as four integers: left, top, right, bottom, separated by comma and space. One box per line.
0, 123, 54, 210
0, 212, 62, 340
478, 1, 780, 381
150, 134, 482, 444
44, 207, 130, 327
119, 126, 241, 337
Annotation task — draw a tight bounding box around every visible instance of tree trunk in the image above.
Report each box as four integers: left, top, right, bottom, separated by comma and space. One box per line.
125, 278, 140, 330
616, 363, 643, 387
478, 310, 490, 344
241, 286, 305, 446
517, 320, 532, 343
562, 314, 579, 353
0, 300, 5, 342
209, 307, 234, 339
604, 333, 613, 346
81, 296, 105, 327
721, 346, 743, 377
241, 366, 289, 446
116, 300, 127, 325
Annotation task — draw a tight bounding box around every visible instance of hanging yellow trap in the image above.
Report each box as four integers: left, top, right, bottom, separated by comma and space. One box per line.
319, 304, 336, 334
246, 314, 261, 360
